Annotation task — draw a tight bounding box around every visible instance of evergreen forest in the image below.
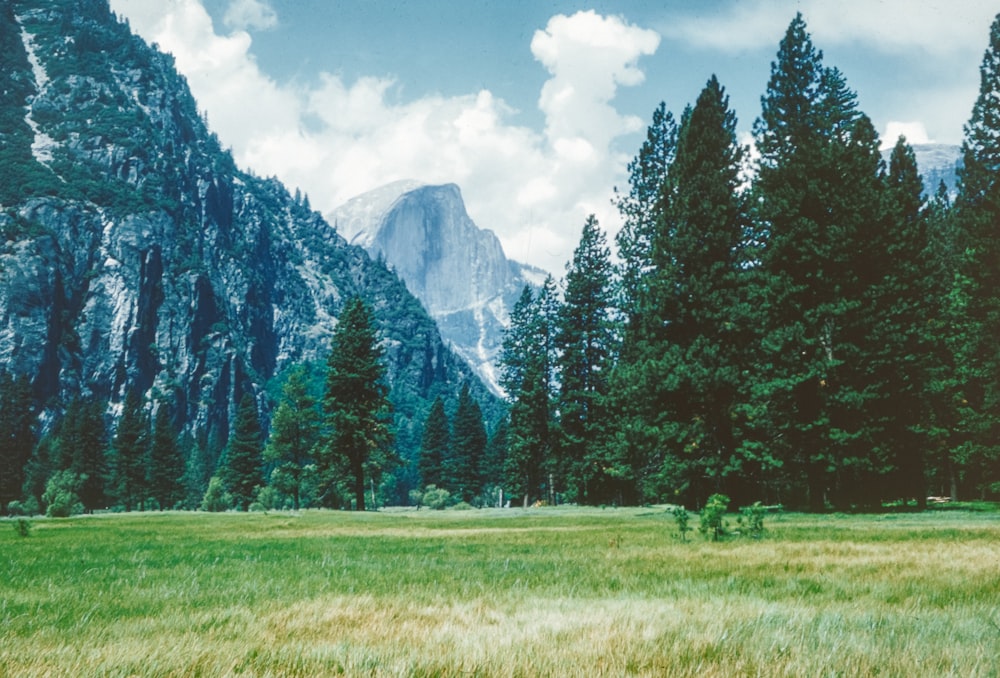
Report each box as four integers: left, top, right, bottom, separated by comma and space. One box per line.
2, 13, 1000, 515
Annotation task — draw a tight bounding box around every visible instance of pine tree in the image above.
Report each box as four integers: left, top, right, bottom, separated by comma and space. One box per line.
557, 215, 615, 503
264, 365, 320, 510
418, 396, 449, 489
221, 393, 264, 510
613, 102, 678, 329
497, 278, 559, 506
109, 389, 149, 511
864, 137, 937, 507
481, 418, 508, 500
0, 372, 34, 512
58, 398, 107, 512
450, 382, 487, 502
951, 12, 1000, 498
751, 14, 885, 509
148, 403, 185, 509
322, 297, 394, 511
638, 76, 756, 505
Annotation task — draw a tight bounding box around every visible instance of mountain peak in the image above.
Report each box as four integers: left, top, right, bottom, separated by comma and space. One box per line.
329, 182, 542, 395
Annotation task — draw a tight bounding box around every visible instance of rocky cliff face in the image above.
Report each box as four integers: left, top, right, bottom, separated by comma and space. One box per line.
331, 182, 545, 395
0, 0, 495, 449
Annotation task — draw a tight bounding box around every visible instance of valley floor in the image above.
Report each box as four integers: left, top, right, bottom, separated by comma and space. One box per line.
1, 507, 998, 676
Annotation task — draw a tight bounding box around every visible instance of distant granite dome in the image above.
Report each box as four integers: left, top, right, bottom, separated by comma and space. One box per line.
330, 183, 545, 396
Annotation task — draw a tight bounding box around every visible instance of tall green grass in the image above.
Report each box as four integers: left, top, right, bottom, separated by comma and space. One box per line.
2, 508, 998, 676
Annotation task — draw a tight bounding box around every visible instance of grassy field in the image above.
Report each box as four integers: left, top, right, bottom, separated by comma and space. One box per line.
1, 507, 998, 677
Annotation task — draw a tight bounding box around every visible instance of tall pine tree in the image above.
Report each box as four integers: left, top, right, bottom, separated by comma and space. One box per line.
148, 402, 185, 510
752, 14, 885, 509
109, 389, 148, 511
221, 393, 264, 510
322, 297, 394, 511
264, 366, 320, 510
0, 372, 33, 512
449, 382, 487, 502
951, 12, 1000, 499
557, 215, 615, 503
418, 395, 449, 490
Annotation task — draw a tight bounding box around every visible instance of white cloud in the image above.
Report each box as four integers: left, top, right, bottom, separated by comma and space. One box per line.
882, 121, 931, 149
223, 0, 277, 32
108, 3, 660, 275
662, 0, 998, 55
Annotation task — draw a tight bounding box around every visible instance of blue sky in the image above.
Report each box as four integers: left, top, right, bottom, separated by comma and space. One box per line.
111, 0, 997, 274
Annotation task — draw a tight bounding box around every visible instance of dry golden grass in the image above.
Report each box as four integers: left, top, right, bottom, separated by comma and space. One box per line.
1, 508, 998, 676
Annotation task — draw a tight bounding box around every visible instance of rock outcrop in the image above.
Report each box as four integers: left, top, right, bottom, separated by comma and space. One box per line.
0, 0, 497, 452
331, 182, 546, 395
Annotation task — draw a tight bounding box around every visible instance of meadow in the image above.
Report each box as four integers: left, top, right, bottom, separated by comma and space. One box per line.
1, 507, 998, 677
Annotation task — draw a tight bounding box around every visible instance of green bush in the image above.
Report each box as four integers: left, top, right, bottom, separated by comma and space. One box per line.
200, 476, 232, 512
408, 489, 424, 508
449, 501, 473, 511
671, 506, 692, 541
13, 519, 32, 537
422, 485, 451, 510
738, 501, 766, 539
699, 493, 729, 542
42, 471, 85, 517
6, 498, 40, 517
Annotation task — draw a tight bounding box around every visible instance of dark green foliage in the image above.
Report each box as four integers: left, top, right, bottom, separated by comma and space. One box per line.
418, 396, 449, 490
613, 102, 677, 328
108, 390, 148, 511
750, 15, 889, 510
13, 518, 31, 537
56, 398, 107, 512
0, 373, 34, 513
321, 298, 395, 511
500, 278, 559, 507
148, 403, 185, 510
448, 383, 487, 502
220, 394, 264, 511
557, 215, 615, 503
264, 366, 320, 510
951, 13, 1000, 499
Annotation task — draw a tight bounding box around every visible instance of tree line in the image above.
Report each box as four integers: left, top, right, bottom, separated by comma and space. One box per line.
1, 297, 400, 515
3, 13, 999, 516
489, 13, 1000, 511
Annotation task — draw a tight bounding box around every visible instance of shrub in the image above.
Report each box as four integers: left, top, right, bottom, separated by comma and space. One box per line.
6, 498, 40, 517
200, 476, 233, 512
422, 485, 450, 510
738, 501, 766, 539
449, 501, 473, 511
699, 493, 730, 542
42, 471, 86, 517
671, 506, 692, 541
13, 519, 31, 537
255, 485, 281, 511
247, 502, 265, 513
408, 489, 424, 508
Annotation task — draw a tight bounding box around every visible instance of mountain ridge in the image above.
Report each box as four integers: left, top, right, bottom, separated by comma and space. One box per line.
0, 0, 500, 481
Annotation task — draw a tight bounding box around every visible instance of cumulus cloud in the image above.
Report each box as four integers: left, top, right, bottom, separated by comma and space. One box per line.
882, 121, 931, 149
109, 2, 660, 275
223, 0, 277, 32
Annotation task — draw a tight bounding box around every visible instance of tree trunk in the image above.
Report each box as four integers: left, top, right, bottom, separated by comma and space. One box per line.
353, 456, 366, 511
